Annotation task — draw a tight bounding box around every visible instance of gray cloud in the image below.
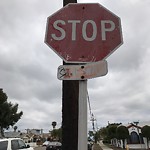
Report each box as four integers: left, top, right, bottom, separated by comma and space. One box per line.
0, 0, 150, 131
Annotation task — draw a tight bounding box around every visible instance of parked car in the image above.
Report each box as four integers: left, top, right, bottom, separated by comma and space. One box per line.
42, 141, 50, 146
46, 141, 62, 150
0, 138, 34, 150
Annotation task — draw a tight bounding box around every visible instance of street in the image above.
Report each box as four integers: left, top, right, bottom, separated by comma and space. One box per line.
34, 146, 46, 150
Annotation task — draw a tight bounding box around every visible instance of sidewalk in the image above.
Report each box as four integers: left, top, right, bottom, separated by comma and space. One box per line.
92, 141, 113, 150
99, 141, 113, 150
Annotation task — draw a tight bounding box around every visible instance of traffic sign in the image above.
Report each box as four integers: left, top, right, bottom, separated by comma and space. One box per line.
45, 3, 123, 63
57, 60, 108, 80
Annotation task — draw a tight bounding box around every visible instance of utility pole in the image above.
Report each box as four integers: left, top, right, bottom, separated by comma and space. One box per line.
63, 0, 77, 6
62, 1, 78, 150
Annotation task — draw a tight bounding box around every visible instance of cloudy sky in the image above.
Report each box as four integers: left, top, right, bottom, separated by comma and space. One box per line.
0, 0, 150, 132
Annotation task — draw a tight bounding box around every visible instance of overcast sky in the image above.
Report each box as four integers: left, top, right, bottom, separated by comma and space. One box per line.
0, 0, 150, 133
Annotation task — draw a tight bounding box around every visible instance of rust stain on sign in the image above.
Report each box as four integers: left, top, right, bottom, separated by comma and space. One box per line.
57, 60, 108, 80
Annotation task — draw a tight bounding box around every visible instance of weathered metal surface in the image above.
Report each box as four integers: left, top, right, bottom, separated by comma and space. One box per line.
45, 3, 123, 63
57, 60, 108, 80
78, 80, 87, 150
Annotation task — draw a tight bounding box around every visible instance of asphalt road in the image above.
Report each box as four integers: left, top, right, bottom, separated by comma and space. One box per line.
34, 146, 46, 150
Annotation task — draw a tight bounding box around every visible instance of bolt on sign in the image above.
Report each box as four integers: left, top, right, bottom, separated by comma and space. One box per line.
45, 3, 123, 63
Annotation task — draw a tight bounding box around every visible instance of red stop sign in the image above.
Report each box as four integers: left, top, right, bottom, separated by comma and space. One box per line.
45, 3, 123, 63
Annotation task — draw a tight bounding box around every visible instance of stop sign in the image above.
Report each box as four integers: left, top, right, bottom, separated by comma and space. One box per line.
45, 3, 123, 63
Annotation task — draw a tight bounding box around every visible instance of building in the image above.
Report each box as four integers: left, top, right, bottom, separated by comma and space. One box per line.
111, 122, 150, 149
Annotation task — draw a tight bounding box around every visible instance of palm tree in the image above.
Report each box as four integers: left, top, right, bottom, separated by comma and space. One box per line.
52, 121, 57, 129
14, 126, 18, 132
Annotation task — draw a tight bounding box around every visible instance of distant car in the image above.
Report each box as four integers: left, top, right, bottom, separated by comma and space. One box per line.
46, 141, 62, 150
42, 141, 50, 146
0, 138, 34, 150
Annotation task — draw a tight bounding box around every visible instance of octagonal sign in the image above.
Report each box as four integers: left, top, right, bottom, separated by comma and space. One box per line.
45, 3, 123, 63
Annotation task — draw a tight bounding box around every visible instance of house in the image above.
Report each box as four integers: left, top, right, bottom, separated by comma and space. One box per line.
4, 131, 22, 138
126, 123, 145, 149
3, 128, 51, 147
26, 129, 43, 135
4, 129, 48, 140
111, 122, 150, 149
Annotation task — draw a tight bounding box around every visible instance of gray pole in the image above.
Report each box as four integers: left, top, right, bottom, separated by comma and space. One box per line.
78, 80, 87, 150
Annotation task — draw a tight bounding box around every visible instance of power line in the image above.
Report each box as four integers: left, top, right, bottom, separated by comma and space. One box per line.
87, 91, 98, 132
87, 91, 92, 117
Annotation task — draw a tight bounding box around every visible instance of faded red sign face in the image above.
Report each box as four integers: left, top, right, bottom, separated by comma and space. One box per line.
45, 3, 123, 63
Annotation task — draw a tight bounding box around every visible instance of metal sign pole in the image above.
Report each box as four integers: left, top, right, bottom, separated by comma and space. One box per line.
78, 80, 87, 150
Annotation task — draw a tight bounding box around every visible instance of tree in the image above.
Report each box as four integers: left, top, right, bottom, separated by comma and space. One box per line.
116, 125, 129, 149
99, 127, 110, 143
52, 121, 57, 129
104, 123, 121, 143
141, 125, 150, 149
107, 124, 118, 139
51, 128, 62, 141
94, 131, 101, 143
0, 89, 23, 137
